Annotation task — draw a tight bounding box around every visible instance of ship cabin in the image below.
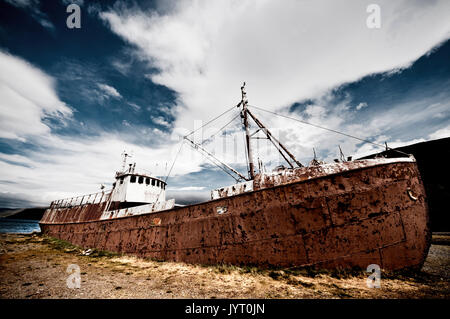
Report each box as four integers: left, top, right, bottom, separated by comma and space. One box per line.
109, 170, 167, 211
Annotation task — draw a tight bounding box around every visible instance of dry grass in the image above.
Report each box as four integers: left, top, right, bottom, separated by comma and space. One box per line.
0, 233, 448, 299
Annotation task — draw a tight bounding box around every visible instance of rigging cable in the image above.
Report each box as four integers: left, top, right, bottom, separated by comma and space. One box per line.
185, 137, 244, 182
201, 111, 242, 145
163, 139, 185, 184
180, 103, 249, 182
248, 104, 410, 157
184, 104, 237, 139
154, 139, 186, 206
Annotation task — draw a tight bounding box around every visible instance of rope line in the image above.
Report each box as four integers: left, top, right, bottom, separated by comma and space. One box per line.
197, 151, 242, 182
201, 111, 241, 145
163, 139, 185, 184
185, 138, 242, 182
153, 139, 185, 207
248, 104, 410, 157
184, 104, 237, 139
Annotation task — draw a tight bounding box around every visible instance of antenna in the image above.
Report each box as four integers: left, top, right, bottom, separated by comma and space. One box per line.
238, 82, 256, 179
121, 151, 132, 172
339, 145, 346, 162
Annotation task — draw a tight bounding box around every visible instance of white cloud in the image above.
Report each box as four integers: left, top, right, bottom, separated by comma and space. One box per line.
167, 186, 205, 191
101, 0, 450, 133
5, 0, 34, 8
0, 51, 72, 141
111, 59, 131, 75
356, 102, 368, 110
5, 0, 55, 30
151, 116, 171, 127
98, 0, 450, 171
61, 0, 84, 6
127, 102, 141, 111
429, 125, 450, 140
97, 83, 122, 99
0, 52, 208, 207
0, 129, 207, 206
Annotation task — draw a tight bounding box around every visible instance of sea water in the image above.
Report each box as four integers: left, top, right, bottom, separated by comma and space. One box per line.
0, 218, 41, 234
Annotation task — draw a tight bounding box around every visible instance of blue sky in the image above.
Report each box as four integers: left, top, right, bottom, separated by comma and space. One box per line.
0, 0, 449, 208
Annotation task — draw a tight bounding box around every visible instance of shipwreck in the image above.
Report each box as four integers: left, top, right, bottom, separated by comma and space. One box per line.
40, 84, 431, 270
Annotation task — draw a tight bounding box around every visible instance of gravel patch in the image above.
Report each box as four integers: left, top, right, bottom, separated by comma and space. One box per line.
0, 233, 448, 299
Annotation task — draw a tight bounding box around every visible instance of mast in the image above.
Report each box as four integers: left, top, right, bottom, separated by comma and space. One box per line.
238, 83, 303, 176
183, 83, 303, 182
239, 82, 256, 180
246, 109, 303, 167
120, 151, 129, 172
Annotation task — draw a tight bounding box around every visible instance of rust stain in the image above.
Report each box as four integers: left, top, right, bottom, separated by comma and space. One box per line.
151, 218, 161, 226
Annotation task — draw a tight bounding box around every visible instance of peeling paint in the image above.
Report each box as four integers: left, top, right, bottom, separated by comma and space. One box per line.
211, 180, 253, 200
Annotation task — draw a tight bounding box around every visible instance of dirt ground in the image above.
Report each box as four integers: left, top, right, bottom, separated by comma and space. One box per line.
0, 233, 449, 299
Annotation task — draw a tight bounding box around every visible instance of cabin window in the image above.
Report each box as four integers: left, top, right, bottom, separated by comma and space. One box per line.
138, 176, 144, 184
156, 180, 160, 187
162, 183, 166, 190
120, 177, 124, 185
145, 178, 150, 185
151, 179, 155, 186
130, 175, 136, 183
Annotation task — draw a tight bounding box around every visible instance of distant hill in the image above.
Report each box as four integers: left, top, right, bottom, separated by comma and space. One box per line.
0, 207, 47, 220
359, 137, 450, 232
0, 208, 22, 219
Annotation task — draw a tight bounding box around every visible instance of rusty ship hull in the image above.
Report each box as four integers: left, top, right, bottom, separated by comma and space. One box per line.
40, 157, 430, 270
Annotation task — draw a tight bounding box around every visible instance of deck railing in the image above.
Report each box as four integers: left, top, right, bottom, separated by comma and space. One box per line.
49, 190, 112, 209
